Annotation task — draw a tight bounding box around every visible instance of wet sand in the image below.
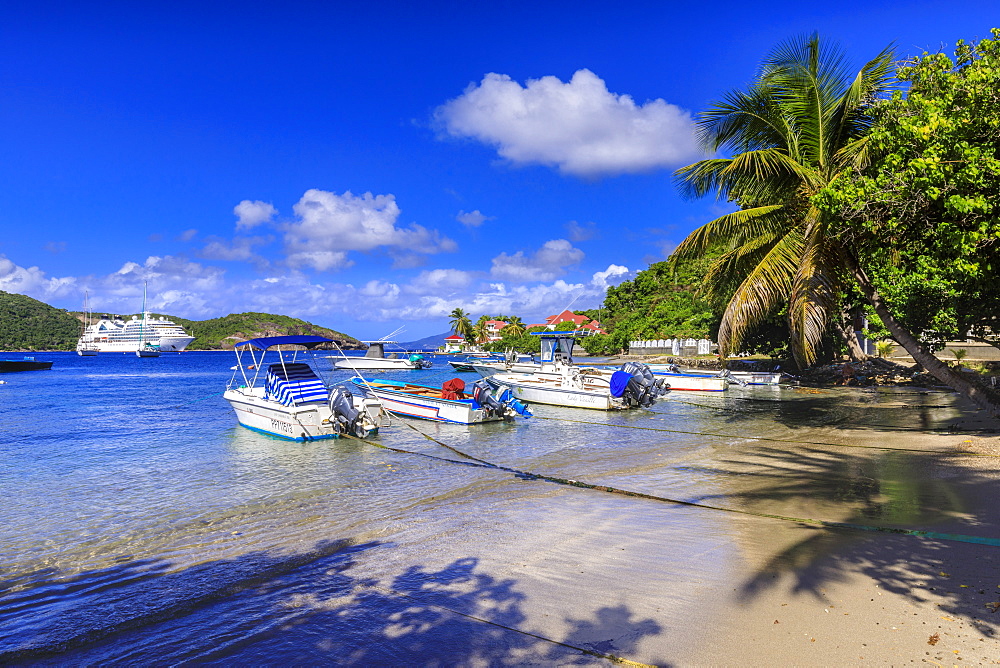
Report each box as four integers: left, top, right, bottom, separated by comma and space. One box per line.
666, 391, 1000, 666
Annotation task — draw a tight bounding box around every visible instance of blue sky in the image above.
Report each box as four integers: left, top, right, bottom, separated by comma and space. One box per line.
1, 2, 995, 340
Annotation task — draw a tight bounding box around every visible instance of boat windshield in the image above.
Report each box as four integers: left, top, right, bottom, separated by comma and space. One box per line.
538, 335, 575, 364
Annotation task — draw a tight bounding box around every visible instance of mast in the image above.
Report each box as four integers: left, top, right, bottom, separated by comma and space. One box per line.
140, 282, 147, 346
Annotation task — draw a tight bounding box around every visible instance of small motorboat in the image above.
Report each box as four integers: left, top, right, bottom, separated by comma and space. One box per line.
224, 335, 383, 441
329, 340, 432, 371
483, 332, 667, 410
356, 376, 530, 424
0, 357, 53, 373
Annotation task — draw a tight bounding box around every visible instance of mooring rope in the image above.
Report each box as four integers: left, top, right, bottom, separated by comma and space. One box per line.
532, 415, 999, 457
343, 425, 1000, 549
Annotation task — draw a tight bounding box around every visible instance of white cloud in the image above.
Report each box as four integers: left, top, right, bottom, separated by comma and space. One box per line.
490, 239, 584, 282
285, 189, 456, 271
591, 264, 632, 289
234, 200, 277, 229
565, 220, 597, 242
199, 235, 272, 264
405, 268, 476, 295
179, 229, 198, 242
456, 209, 492, 227
435, 69, 702, 177
0, 255, 76, 300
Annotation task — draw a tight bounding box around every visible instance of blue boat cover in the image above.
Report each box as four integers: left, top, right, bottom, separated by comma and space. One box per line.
265, 363, 329, 406
236, 335, 334, 350
609, 370, 631, 398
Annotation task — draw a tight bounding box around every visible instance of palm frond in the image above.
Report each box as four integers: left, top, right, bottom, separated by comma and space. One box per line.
669, 205, 786, 263
717, 230, 805, 356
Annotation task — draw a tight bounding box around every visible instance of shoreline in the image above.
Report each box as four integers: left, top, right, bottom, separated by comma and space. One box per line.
671, 395, 1000, 665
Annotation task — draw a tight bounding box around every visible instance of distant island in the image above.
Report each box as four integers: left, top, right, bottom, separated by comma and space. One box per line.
0, 290, 363, 352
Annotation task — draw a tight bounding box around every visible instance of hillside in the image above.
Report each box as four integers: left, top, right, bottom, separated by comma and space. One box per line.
0, 291, 81, 351
167, 312, 362, 350
0, 293, 363, 351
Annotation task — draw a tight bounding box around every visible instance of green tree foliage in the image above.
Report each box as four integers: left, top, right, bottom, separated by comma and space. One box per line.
448, 308, 473, 340
820, 29, 1000, 351
0, 291, 81, 351
818, 29, 1000, 415
672, 34, 894, 367
593, 255, 723, 354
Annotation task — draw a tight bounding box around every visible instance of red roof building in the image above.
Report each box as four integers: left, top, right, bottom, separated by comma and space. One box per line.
527, 309, 606, 335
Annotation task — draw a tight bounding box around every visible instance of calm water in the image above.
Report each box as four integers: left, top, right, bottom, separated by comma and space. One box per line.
0, 351, 993, 665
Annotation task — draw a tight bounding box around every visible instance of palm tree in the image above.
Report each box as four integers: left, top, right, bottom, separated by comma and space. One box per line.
448, 307, 473, 340
671, 34, 894, 368
504, 316, 526, 337
472, 318, 490, 345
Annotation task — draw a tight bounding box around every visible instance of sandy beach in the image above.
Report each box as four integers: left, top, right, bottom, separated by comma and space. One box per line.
666, 391, 1000, 665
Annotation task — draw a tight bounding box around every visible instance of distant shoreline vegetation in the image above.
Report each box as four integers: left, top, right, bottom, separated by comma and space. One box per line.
0, 291, 362, 352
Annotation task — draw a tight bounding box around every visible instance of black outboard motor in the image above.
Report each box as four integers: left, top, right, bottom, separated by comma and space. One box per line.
618, 361, 662, 407
472, 379, 508, 419
329, 386, 364, 436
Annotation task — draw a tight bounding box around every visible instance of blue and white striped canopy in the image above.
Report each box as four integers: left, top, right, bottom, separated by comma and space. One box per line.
265, 363, 328, 406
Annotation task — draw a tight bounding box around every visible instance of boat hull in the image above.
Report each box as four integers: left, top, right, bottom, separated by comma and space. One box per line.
0, 360, 53, 373
485, 374, 624, 410
362, 380, 504, 424
332, 357, 422, 371
225, 389, 354, 440
648, 372, 728, 391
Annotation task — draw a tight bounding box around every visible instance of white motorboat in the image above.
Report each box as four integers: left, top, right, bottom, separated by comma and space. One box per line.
483, 332, 667, 410
646, 364, 783, 388
224, 335, 383, 441
354, 376, 530, 424
329, 340, 432, 371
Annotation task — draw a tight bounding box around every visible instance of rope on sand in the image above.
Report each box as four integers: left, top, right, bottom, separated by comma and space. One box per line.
343, 425, 1000, 549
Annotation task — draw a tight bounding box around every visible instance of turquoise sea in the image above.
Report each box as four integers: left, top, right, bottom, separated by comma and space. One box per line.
1, 351, 997, 664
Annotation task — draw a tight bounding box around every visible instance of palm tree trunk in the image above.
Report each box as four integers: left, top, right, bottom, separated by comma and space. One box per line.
846, 254, 1000, 417
832, 314, 869, 362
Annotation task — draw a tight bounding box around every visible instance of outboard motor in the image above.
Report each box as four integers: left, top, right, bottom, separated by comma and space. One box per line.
472, 379, 531, 419
409, 354, 432, 369
329, 386, 367, 437
616, 361, 662, 407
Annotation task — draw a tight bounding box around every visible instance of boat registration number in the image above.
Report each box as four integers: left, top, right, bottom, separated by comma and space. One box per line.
270, 418, 295, 435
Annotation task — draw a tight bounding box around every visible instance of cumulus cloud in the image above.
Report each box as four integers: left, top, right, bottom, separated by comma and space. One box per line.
490, 239, 584, 282
234, 200, 277, 229
435, 68, 701, 177
456, 209, 492, 228
591, 264, 632, 289
284, 189, 456, 271
0, 255, 76, 299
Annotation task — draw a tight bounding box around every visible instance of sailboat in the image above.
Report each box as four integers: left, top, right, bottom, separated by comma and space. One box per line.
135, 283, 161, 358
75, 290, 99, 356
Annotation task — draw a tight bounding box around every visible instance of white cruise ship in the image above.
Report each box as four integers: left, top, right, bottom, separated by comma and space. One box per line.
77, 312, 196, 353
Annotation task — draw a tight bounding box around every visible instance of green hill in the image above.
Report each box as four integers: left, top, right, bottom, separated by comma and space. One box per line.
167, 312, 362, 350
0, 292, 363, 351
0, 291, 82, 351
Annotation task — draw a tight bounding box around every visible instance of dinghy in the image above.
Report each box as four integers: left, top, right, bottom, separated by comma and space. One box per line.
356, 376, 530, 424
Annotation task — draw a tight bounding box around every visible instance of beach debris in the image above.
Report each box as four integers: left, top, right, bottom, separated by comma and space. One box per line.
986, 601, 1000, 613
928, 632, 940, 645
